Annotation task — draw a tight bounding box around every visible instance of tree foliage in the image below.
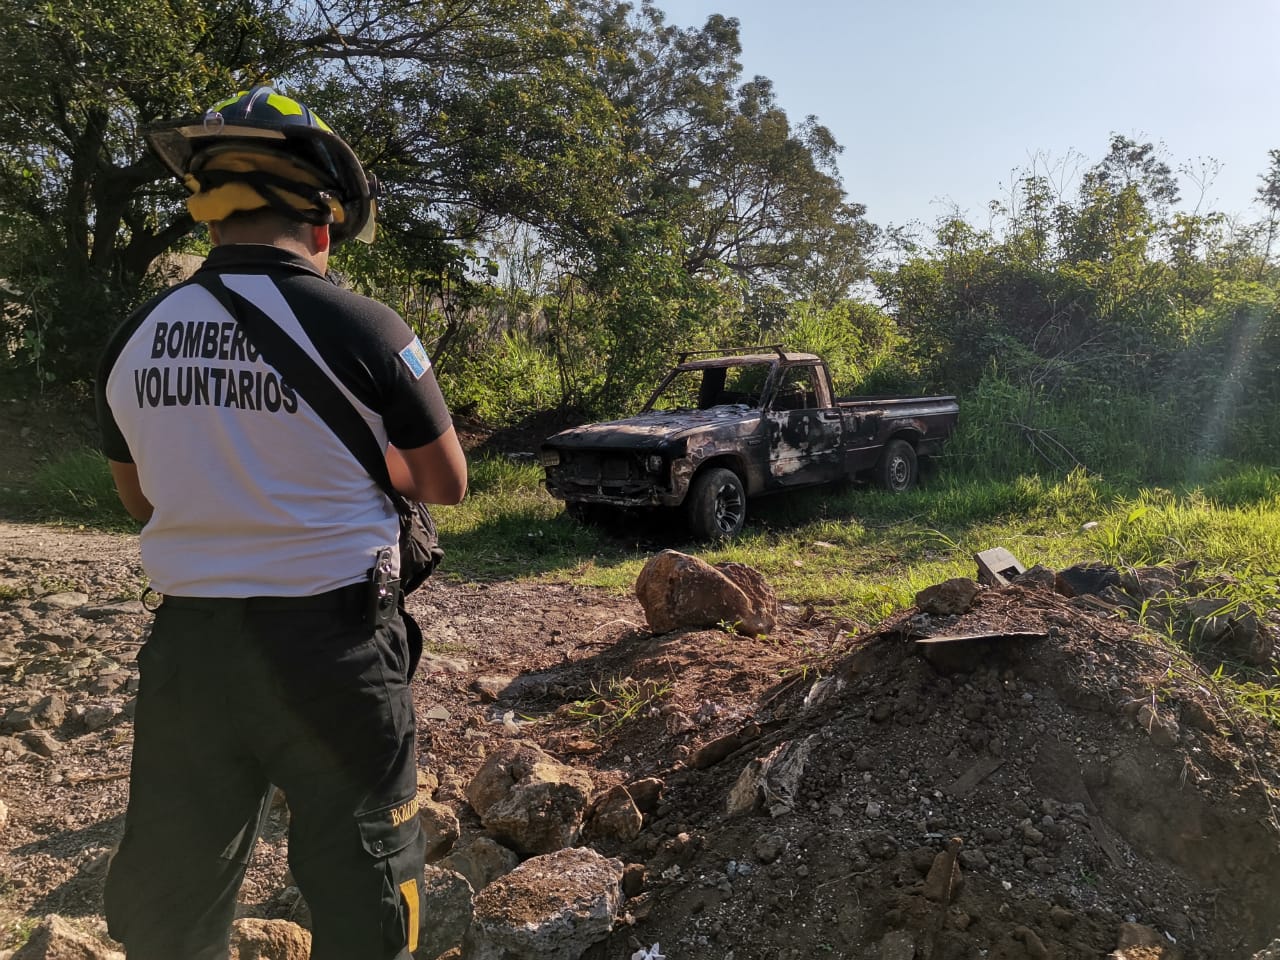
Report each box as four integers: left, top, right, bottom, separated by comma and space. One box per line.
585, 3, 872, 302
6, 1, 1277, 485
0, 0, 294, 380
0, 0, 875, 399
875, 135, 1280, 475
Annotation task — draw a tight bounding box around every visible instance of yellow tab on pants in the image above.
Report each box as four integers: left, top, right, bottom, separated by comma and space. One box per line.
399, 878, 420, 953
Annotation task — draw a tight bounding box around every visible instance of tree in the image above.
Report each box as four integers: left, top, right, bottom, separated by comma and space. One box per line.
1, 0, 877, 409
0, 0, 632, 383
583, 3, 875, 303
1256, 149, 1280, 275
0, 0, 295, 382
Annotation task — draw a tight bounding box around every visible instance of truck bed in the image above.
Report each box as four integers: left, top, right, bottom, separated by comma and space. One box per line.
836, 395, 960, 472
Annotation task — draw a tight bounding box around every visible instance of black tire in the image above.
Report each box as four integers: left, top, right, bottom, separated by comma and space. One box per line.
876, 438, 918, 493
685, 467, 747, 540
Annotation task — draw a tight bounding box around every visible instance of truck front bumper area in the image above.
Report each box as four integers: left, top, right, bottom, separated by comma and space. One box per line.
543, 456, 694, 509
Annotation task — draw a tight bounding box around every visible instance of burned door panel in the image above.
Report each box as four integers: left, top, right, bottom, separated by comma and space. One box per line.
767, 363, 843, 487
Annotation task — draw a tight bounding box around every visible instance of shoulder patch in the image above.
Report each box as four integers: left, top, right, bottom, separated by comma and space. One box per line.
398, 337, 432, 380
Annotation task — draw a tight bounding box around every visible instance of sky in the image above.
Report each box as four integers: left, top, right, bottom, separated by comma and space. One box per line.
655, 0, 1280, 232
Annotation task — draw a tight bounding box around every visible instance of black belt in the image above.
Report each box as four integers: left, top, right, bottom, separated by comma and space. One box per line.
158, 581, 367, 614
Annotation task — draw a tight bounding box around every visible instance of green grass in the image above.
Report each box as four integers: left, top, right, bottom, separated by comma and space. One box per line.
425, 456, 1280, 634
8, 444, 1277, 737
0, 448, 136, 529
563, 675, 674, 734
1229, 670, 1280, 726
9, 447, 1280, 635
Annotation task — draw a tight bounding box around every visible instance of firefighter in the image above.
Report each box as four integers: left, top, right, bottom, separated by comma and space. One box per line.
96, 86, 467, 959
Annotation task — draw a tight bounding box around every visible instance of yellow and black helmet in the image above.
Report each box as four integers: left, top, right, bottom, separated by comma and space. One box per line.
145, 86, 378, 244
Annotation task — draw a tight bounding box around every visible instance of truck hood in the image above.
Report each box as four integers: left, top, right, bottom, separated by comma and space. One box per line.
543, 406, 754, 452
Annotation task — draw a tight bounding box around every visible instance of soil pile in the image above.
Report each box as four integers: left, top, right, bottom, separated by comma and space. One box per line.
572, 580, 1280, 960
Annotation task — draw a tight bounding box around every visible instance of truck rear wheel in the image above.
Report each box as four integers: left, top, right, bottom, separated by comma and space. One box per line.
686, 467, 746, 540
876, 439, 918, 493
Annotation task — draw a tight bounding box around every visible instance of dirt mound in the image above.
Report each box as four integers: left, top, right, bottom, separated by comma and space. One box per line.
410, 568, 1279, 959
574, 582, 1280, 959
1, 523, 1278, 959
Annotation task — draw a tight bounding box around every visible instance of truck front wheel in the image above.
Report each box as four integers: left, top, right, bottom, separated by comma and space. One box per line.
686, 467, 746, 540
876, 439, 918, 493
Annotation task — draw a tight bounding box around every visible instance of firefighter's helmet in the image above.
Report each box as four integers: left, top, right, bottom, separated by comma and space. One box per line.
145, 86, 377, 244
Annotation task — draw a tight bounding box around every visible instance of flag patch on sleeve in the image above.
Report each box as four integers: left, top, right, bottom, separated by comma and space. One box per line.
398, 337, 432, 380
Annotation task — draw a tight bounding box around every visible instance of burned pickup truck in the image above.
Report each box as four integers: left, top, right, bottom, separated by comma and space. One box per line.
539, 346, 959, 540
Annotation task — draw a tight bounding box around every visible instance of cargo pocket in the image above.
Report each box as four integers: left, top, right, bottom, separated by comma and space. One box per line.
370, 623, 415, 744
357, 794, 426, 957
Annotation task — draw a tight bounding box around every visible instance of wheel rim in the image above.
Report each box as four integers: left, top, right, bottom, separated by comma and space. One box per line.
888, 456, 910, 489
713, 482, 744, 533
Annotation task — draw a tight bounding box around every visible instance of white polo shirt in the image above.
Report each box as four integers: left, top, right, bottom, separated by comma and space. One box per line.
96, 245, 453, 598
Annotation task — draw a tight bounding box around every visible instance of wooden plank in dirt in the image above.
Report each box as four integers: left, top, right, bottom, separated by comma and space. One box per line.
1088, 813, 1127, 869
915, 631, 1048, 645
944, 756, 1004, 797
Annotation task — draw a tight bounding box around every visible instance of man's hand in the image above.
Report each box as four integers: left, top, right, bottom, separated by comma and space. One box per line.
108, 460, 155, 522
385, 427, 467, 505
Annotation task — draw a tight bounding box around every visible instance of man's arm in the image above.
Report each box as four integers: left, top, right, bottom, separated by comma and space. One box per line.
108, 460, 155, 522
385, 426, 468, 505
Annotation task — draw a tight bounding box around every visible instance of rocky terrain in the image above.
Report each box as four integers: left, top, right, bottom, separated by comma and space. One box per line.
1, 519, 1279, 959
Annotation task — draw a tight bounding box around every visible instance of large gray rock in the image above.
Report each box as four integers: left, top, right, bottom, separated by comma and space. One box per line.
441, 836, 520, 892
420, 864, 474, 958
229, 918, 311, 960
34, 592, 90, 612
419, 797, 461, 862
586, 786, 643, 843
1120, 565, 1182, 600
2, 693, 67, 733
1055, 563, 1120, 598
1185, 598, 1274, 666
1011, 564, 1056, 591
465, 847, 623, 960
466, 741, 593, 855
634, 550, 776, 636
20, 730, 61, 757
12, 916, 122, 960
715, 562, 778, 632
623, 777, 664, 814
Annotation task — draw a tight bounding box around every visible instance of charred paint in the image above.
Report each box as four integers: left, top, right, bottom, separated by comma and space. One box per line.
766, 410, 843, 480
541, 406, 763, 507
548, 406, 750, 449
